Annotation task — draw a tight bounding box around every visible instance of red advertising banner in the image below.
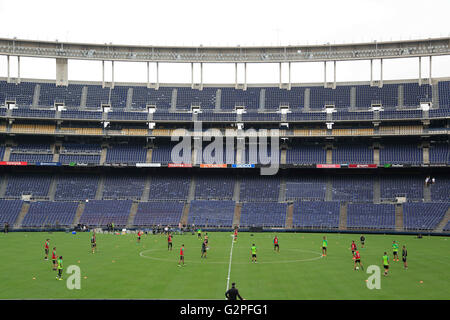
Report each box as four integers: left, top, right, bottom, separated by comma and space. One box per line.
0, 161, 28, 166
316, 164, 341, 168
168, 163, 193, 168
200, 164, 227, 168
348, 164, 378, 168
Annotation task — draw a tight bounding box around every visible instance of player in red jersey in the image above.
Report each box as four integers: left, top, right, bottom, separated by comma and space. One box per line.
178, 244, 185, 267
137, 230, 142, 243
233, 227, 238, 242
353, 250, 364, 271
168, 233, 173, 251
44, 239, 50, 260
51, 247, 57, 271
273, 236, 280, 252
351, 241, 357, 259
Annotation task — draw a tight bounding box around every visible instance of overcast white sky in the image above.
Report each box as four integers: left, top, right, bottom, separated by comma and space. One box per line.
0, 0, 449, 84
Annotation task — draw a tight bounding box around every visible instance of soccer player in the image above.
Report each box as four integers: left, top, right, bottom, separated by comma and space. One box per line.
137, 230, 142, 243
178, 244, 185, 266
56, 256, 63, 280
274, 235, 280, 252
402, 245, 408, 270
382, 252, 389, 276
197, 229, 202, 239
251, 244, 257, 263
322, 236, 328, 257
168, 233, 173, 251
201, 240, 207, 259
44, 239, 50, 260
353, 250, 364, 271
91, 232, 97, 254
392, 241, 399, 261
234, 227, 238, 242
51, 247, 57, 271
351, 240, 357, 259
204, 233, 209, 246
360, 235, 365, 248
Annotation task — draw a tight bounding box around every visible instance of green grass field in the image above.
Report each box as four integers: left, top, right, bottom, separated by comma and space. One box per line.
0, 231, 449, 299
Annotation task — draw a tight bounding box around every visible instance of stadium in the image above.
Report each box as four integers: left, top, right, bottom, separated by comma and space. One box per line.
0, 1, 449, 303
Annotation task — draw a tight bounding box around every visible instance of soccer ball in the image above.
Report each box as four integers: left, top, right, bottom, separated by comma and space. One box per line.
356, 267, 359, 270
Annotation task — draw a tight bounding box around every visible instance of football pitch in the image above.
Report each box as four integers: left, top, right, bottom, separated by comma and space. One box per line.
0, 231, 449, 300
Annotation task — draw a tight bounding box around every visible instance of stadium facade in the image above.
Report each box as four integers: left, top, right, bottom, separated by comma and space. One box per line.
0, 38, 448, 234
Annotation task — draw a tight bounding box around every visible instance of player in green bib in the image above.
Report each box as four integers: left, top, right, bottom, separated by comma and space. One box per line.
322, 236, 328, 257
392, 241, 399, 262
251, 244, 257, 263
382, 252, 389, 276
56, 256, 63, 281
197, 229, 202, 240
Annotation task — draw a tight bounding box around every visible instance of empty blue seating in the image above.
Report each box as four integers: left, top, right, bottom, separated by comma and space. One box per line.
286, 145, 326, 164
286, 176, 327, 200
347, 203, 395, 230
332, 176, 373, 201
131, 86, 173, 109
332, 145, 374, 164
148, 176, 191, 200
403, 202, 449, 230
264, 87, 304, 110
437, 81, 450, 108
310, 86, 351, 109
195, 176, 235, 200
38, 83, 83, 107
105, 145, 147, 164
134, 201, 185, 226
54, 174, 99, 200
0, 81, 35, 107
103, 175, 145, 200
0, 200, 24, 225
79, 200, 132, 227
292, 201, 340, 229
240, 202, 287, 227
176, 87, 217, 110
380, 176, 423, 200
5, 174, 52, 198
429, 143, 449, 164
22, 201, 79, 227
221, 87, 260, 110
380, 144, 422, 164
239, 176, 280, 202
187, 200, 235, 227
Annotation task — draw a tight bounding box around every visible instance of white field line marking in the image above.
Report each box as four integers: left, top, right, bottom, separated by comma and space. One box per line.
226, 235, 235, 292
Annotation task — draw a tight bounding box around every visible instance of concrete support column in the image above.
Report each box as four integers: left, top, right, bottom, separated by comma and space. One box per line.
333, 60, 336, 89
17, 56, 20, 83
418, 56, 422, 86
192, 62, 195, 87
244, 63, 247, 90
279, 62, 282, 89
102, 60, 105, 88
370, 59, 373, 86
111, 61, 115, 88
7, 55, 10, 82
429, 56, 432, 84
235, 63, 238, 89
156, 62, 159, 89
200, 62, 203, 90
288, 62, 291, 90
379, 59, 383, 88
146, 61, 150, 88
323, 61, 327, 88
